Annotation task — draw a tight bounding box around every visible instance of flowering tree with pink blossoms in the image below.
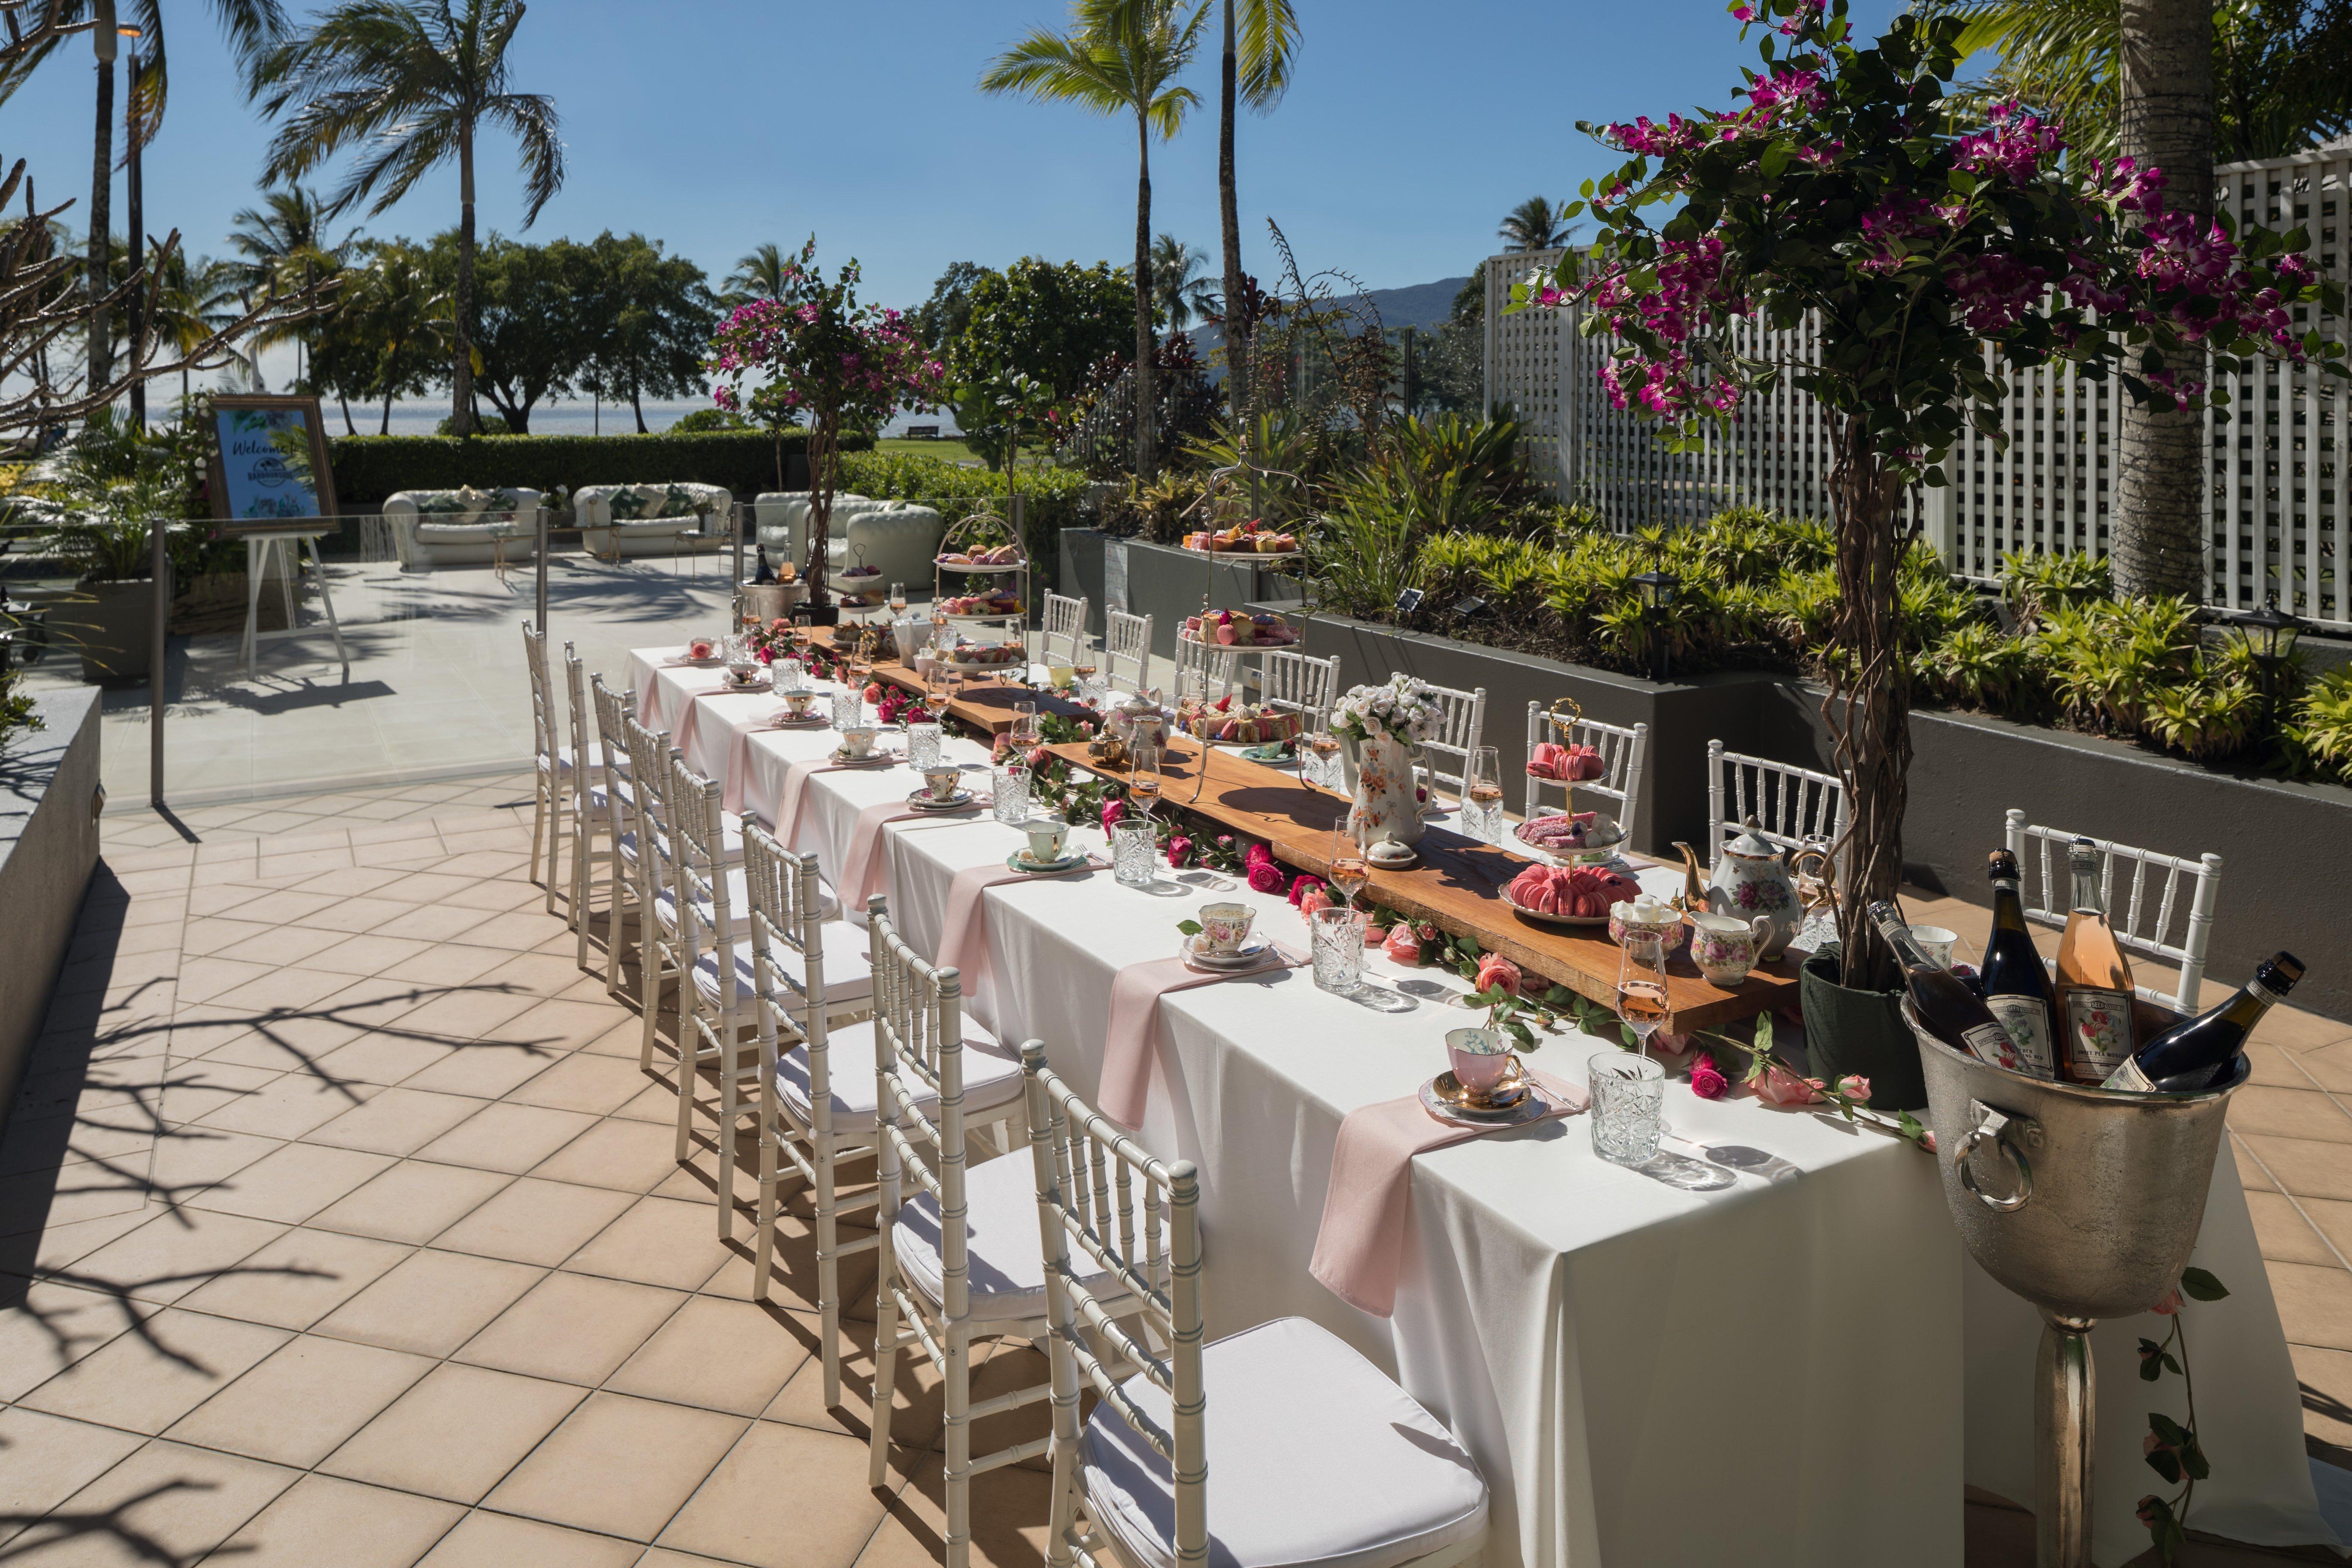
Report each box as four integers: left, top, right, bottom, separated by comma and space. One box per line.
1512, 0, 2344, 991
707, 238, 946, 608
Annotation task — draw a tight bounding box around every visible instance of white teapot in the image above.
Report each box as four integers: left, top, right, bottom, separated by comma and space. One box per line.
1107, 688, 1167, 753
1672, 816, 1828, 961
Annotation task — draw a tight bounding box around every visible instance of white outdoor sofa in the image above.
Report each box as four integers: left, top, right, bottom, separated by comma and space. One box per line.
384, 488, 545, 572
753, 492, 946, 590
574, 482, 733, 560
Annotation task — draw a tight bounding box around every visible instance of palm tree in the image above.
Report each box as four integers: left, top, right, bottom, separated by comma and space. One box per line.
1498, 196, 1576, 252
343, 243, 451, 431
250, 0, 563, 437
982, 0, 1207, 484
1214, 0, 1298, 428
723, 242, 791, 306
1151, 233, 1216, 331
225, 184, 348, 386
144, 250, 247, 411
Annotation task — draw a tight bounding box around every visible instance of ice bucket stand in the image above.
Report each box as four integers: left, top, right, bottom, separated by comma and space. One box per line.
1905, 998, 2244, 1568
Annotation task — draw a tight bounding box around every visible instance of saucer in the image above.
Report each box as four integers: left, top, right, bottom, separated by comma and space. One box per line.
906, 788, 977, 812
1427, 1068, 1531, 1112
830, 748, 897, 767
669, 654, 724, 668
722, 674, 772, 693
1007, 848, 1091, 876
1182, 933, 1276, 973
1238, 743, 1294, 763
1419, 1074, 1548, 1127
769, 712, 829, 729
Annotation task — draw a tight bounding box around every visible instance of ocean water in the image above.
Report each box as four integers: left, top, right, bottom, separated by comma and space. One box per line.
343, 401, 959, 439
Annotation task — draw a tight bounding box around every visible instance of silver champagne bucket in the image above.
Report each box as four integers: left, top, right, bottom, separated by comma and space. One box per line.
1906, 998, 2245, 1568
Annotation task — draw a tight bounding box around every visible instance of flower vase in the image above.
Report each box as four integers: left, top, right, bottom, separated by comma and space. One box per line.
1341, 733, 1424, 852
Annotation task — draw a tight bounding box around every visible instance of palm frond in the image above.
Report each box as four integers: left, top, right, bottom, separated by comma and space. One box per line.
483, 91, 564, 225
1234, 0, 1298, 108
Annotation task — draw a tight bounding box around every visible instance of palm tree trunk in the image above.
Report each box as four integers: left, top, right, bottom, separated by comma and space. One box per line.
1133, 112, 1158, 486
450, 120, 478, 436
1218, 0, 1247, 430
88, 52, 114, 399
2113, 0, 2214, 602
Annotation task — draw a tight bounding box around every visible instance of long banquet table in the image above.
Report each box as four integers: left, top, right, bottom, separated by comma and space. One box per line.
626, 645, 2334, 1568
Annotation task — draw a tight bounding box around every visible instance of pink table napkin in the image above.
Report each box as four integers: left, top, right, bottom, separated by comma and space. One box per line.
841, 798, 978, 911
1098, 946, 1307, 1130
774, 758, 859, 845
938, 854, 1107, 989
718, 706, 830, 818
1310, 1069, 1589, 1318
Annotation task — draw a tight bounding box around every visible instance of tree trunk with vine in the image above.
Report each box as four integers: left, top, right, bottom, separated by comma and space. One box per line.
805, 413, 837, 608
1825, 413, 1913, 992
1133, 112, 1158, 486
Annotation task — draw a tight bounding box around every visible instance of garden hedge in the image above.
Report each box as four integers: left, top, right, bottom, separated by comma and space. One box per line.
325, 429, 878, 505
836, 452, 1091, 580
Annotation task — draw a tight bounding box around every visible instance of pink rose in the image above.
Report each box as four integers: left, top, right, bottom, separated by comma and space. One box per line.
1752, 1063, 1823, 1106
1921, 1129, 1939, 1153
1835, 1074, 1871, 1104
1165, 834, 1193, 868
861, 682, 885, 704
2150, 1287, 2182, 1316
1689, 1053, 1729, 1100
1473, 953, 1522, 998
1101, 799, 1124, 832
1026, 746, 1050, 771
1287, 874, 1326, 909
1296, 885, 1333, 919
1652, 1031, 1694, 1057
1384, 925, 1424, 965
1246, 860, 1287, 895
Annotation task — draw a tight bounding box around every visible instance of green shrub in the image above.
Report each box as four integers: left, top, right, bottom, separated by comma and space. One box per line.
325, 429, 876, 505
668, 408, 751, 434
2284, 667, 2352, 783
834, 452, 1090, 584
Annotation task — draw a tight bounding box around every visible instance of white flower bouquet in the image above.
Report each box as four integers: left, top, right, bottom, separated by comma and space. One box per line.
1329, 675, 1442, 746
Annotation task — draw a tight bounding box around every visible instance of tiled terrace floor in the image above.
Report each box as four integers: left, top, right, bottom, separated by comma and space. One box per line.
0, 773, 2344, 1567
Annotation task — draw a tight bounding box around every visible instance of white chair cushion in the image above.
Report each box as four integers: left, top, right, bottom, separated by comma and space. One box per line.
777, 1016, 1023, 1133
891, 1148, 1118, 1323
692, 916, 873, 1007
1082, 1317, 1489, 1568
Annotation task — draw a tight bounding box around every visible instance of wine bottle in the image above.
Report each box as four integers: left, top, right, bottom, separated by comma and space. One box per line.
753, 544, 777, 586
2104, 953, 2305, 1093
1866, 901, 2024, 1072
2053, 838, 2136, 1084
1979, 850, 2058, 1079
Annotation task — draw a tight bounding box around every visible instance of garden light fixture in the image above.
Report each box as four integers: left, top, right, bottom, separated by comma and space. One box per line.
1631, 570, 1678, 682
2232, 590, 2300, 714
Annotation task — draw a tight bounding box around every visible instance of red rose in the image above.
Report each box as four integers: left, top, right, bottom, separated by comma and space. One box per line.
1101, 799, 1124, 832
1246, 860, 1286, 895
1689, 1053, 1729, 1099
1288, 874, 1326, 909
1244, 841, 1273, 869
1166, 834, 1194, 868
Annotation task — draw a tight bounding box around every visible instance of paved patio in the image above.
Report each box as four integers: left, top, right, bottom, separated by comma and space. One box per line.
0, 773, 2345, 1567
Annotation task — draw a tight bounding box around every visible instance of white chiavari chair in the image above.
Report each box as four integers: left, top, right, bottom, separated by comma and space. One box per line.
1258, 647, 1340, 727
1104, 609, 1153, 697
868, 897, 1093, 1567
522, 621, 567, 914
1708, 740, 1847, 858
1021, 1043, 1492, 1568
1524, 700, 1649, 845
591, 676, 645, 997
561, 646, 626, 964
622, 716, 689, 1072
1414, 680, 1487, 802
1041, 591, 1090, 668
665, 756, 765, 1224
2003, 810, 2226, 1012
1172, 635, 1243, 704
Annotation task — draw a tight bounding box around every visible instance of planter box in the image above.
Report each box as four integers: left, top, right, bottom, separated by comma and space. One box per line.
1058, 529, 1302, 661
1286, 609, 2352, 1024
67, 577, 158, 685
0, 690, 102, 1129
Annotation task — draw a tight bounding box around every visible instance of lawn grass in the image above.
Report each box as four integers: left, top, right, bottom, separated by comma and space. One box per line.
873, 436, 983, 462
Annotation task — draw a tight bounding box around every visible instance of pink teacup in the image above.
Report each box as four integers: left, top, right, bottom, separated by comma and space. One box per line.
1445, 1028, 1522, 1102
1198, 902, 1255, 956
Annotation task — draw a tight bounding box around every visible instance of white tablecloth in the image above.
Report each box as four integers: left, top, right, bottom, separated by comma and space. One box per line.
623, 646, 2334, 1568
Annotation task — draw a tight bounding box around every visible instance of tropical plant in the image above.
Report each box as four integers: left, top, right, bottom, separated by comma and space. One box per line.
251, 0, 564, 437
1151, 233, 1217, 330
981, 0, 1209, 484
705, 238, 945, 603
144, 249, 248, 413
224, 184, 351, 393
1508, 0, 2342, 992
668, 407, 748, 433
575, 231, 720, 434
1498, 195, 1577, 251
1213, 0, 1298, 431
723, 242, 793, 306
2284, 666, 2352, 783
341, 239, 449, 432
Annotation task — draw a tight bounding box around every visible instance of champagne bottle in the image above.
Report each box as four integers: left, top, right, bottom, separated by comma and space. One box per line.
1979, 850, 2058, 1079
2104, 953, 2304, 1093
753, 544, 777, 586
2054, 838, 2136, 1083
1867, 901, 2024, 1072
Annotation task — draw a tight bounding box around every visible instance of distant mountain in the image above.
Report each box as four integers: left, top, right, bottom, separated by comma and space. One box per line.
1183, 273, 1474, 375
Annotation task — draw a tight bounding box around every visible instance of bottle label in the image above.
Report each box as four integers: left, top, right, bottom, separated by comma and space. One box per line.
1984, 995, 2056, 1079
2102, 1055, 2160, 1093
2064, 988, 2134, 1077
1960, 1021, 2024, 1073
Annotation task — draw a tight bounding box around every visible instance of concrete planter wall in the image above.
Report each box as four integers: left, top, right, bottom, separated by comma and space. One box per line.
1058, 529, 1302, 662
1289, 609, 2352, 1023
0, 690, 102, 1124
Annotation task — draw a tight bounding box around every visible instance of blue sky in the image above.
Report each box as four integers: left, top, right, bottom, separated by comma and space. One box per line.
11, 0, 1910, 397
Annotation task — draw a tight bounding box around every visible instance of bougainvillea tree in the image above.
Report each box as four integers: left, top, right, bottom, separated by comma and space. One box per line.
707, 238, 945, 606
1512, 0, 2343, 990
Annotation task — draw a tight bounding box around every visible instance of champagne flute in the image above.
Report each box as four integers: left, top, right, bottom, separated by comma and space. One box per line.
1327, 820, 1370, 912
1616, 930, 1671, 1059
1465, 745, 1505, 844
888, 581, 908, 616
1128, 744, 1162, 823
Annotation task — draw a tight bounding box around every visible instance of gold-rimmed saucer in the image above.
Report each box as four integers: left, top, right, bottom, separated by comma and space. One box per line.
1420, 1071, 1544, 1127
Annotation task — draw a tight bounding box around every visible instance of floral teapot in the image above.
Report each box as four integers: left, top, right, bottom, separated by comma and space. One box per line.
1671, 817, 1831, 961
1106, 688, 1167, 753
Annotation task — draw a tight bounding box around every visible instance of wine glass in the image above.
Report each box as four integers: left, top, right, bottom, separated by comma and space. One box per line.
1616, 930, 1671, 1059
1128, 743, 1163, 823
888, 581, 908, 617
1012, 701, 1039, 749
1327, 819, 1370, 912
1465, 745, 1505, 844
1305, 723, 1343, 794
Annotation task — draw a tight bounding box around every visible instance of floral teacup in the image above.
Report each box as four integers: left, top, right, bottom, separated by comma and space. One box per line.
1198, 902, 1255, 956
1444, 1027, 1523, 1102
840, 726, 878, 758
1607, 898, 1689, 957
923, 766, 963, 802
1689, 912, 1773, 988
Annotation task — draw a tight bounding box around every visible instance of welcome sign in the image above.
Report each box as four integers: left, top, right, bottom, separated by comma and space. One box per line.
205, 395, 338, 524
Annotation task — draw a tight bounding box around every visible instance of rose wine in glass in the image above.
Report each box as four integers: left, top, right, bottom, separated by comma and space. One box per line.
1128, 744, 1161, 821
888, 582, 907, 616
1327, 822, 1370, 910
1617, 930, 1670, 1057
1465, 744, 1505, 844
1307, 726, 1343, 792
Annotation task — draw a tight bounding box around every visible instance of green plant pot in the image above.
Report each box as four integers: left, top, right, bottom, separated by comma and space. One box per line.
1798, 945, 1927, 1112
69, 576, 157, 686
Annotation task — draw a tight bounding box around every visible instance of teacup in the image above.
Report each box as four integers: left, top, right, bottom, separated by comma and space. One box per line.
1023, 816, 1072, 864
1445, 1027, 1523, 1102
923, 766, 963, 802
1689, 912, 1772, 987
779, 690, 815, 719
840, 726, 877, 758
686, 637, 716, 662
1608, 898, 1689, 957
1198, 902, 1255, 956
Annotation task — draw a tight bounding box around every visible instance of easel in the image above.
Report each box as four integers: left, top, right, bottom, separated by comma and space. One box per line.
226, 518, 349, 677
